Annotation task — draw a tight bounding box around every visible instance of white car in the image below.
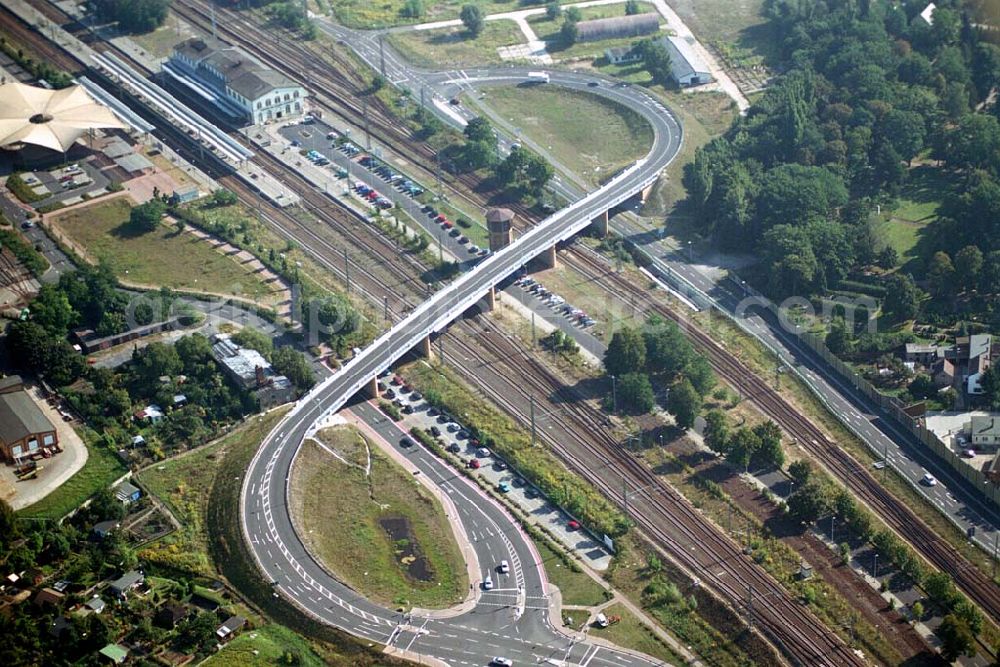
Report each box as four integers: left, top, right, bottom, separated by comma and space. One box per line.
499, 560, 510, 574
922, 472, 938, 486
491, 658, 512, 667
483, 576, 494, 590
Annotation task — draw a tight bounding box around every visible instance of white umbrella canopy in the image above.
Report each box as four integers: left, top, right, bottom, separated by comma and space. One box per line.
0, 82, 122, 153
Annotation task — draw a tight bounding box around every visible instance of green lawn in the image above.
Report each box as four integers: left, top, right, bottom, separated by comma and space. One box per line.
667, 0, 770, 53
589, 603, 687, 665
138, 409, 289, 574
335, 0, 520, 29
877, 164, 949, 266
528, 3, 665, 62
204, 623, 328, 667
531, 535, 607, 607
477, 85, 654, 186
386, 20, 523, 68
50, 198, 271, 299
290, 428, 468, 609
18, 429, 126, 519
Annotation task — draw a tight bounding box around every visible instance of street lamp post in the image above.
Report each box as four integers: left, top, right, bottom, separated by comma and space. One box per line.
611, 375, 617, 414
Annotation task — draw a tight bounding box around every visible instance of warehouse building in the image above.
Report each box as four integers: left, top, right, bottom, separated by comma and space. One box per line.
576, 13, 660, 43
0, 382, 58, 462
662, 36, 713, 87
166, 37, 306, 126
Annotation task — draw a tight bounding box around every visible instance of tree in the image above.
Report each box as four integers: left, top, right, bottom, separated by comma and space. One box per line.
559, 18, 578, 46
209, 188, 238, 207
752, 421, 784, 469
545, 1, 561, 20
493, 147, 554, 196
725, 427, 758, 471
880, 109, 925, 165
618, 372, 655, 414
982, 250, 1000, 293
703, 409, 729, 452
90, 487, 126, 522
604, 328, 646, 377
938, 614, 977, 662
643, 319, 692, 378
0, 499, 16, 547
924, 571, 961, 610
460, 4, 484, 37
624, 0, 641, 14
667, 379, 701, 430
926, 251, 955, 297
908, 373, 936, 401
30, 284, 75, 336
882, 274, 921, 321
92, 0, 170, 33
129, 198, 166, 232
685, 356, 716, 396
464, 116, 495, 144
565, 6, 582, 22
232, 327, 274, 361
954, 245, 983, 293
787, 481, 828, 525
788, 460, 812, 485
272, 346, 316, 392
401, 0, 424, 19
176, 611, 218, 653
825, 317, 852, 355
638, 38, 674, 87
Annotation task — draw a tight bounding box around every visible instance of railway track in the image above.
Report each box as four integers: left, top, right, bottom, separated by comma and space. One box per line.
559, 247, 1000, 623
438, 314, 868, 667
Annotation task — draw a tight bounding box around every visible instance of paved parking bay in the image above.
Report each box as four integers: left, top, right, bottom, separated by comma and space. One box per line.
382, 375, 613, 571
274, 119, 488, 265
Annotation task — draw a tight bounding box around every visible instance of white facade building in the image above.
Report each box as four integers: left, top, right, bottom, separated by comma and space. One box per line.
168, 37, 306, 126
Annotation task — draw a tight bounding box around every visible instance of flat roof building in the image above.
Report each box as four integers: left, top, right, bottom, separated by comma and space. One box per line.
211, 334, 294, 408
166, 37, 307, 126
0, 389, 58, 462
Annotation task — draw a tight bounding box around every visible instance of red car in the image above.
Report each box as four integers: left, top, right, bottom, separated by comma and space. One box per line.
435, 214, 447, 223
567, 520, 581, 531
391, 375, 402, 386
442, 221, 454, 229
468, 459, 481, 469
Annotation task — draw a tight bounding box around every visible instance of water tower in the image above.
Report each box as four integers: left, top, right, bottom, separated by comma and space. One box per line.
486, 207, 514, 253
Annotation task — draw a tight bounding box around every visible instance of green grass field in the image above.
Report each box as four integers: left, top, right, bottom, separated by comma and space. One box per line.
290, 428, 467, 609
386, 20, 522, 68
477, 85, 654, 186
877, 164, 949, 266
204, 624, 328, 667
531, 536, 607, 607
50, 198, 270, 298
589, 603, 687, 665
334, 0, 520, 28
528, 3, 665, 61
18, 430, 126, 519
138, 410, 289, 574
668, 0, 770, 54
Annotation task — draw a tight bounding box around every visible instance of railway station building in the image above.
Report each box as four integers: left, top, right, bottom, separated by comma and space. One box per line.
166, 37, 307, 126
0, 381, 58, 463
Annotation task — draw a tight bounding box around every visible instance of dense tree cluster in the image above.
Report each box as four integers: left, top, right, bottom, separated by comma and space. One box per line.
8, 265, 182, 386
91, 0, 170, 34
684, 0, 1000, 309
603, 317, 716, 420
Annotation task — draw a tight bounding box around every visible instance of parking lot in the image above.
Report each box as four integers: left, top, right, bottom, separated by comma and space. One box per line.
276, 119, 487, 265
380, 372, 613, 571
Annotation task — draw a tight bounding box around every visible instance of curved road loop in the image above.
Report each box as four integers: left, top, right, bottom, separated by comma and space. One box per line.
242, 42, 681, 666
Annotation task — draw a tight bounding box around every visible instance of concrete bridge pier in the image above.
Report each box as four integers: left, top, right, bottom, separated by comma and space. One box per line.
640, 180, 656, 204
532, 244, 558, 270
481, 285, 496, 311
364, 376, 380, 399
590, 210, 609, 237
416, 335, 433, 359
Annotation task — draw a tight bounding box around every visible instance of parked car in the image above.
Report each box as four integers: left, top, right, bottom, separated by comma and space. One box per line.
567, 520, 581, 530
429, 426, 441, 437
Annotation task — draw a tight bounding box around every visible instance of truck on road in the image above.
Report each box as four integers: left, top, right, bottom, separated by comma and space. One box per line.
527, 71, 550, 84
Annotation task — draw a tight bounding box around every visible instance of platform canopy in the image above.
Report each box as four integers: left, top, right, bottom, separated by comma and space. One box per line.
0, 82, 123, 153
